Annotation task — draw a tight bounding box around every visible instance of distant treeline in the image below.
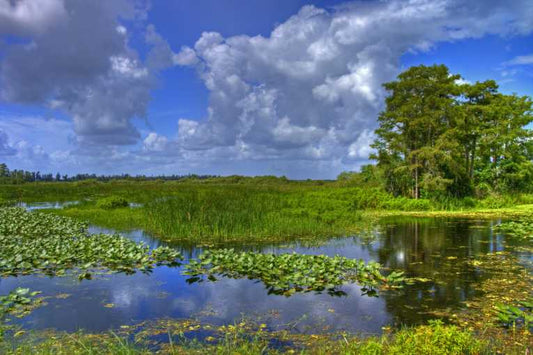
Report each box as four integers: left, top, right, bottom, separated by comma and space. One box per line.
0, 163, 297, 185
0, 163, 217, 184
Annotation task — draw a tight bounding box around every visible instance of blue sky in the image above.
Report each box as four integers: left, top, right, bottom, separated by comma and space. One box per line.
0, 0, 532, 178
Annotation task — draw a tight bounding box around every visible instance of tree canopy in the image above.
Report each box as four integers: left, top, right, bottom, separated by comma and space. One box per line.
371, 64, 533, 198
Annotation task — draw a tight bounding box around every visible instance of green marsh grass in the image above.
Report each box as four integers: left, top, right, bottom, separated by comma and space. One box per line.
143, 187, 366, 243
0, 320, 497, 354
3, 180, 533, 244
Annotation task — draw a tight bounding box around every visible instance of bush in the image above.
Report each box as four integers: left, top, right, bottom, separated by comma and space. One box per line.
479, 195, 512, 209
96, 196, 128, 209
383, 320, 485, 354
401, 198, 432, 211
516, 193, 533, 205
0, 198, 15, 207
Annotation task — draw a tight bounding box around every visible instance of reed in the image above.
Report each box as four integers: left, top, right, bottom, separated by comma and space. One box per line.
4, 180, 533, 243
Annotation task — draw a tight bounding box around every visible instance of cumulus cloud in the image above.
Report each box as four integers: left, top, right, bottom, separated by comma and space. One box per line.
1, 0, 532, 178
168, 0, 533, 172
0, 0, 67, 35
0, 0, 159, 145
0, 129, 15, 156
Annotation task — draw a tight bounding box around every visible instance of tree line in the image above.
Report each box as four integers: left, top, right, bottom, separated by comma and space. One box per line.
370, 64, 532, 198
2, 64, 532, 198
0, 163, 217, 184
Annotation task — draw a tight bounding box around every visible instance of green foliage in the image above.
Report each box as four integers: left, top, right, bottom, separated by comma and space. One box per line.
0, 198, 14, 207
0, 288, 43, 339
1, 331, 148, 354
0, 288, 42, 320
143, 186, 368, 243
479, 194, 520, 209
337, 165, 384, 188
320, 321, 486, 354
184, 249, 404, 296
0, 208, 182, 279
348, 188, 432, 211
2, 181, 533, 244
372, 64, 533, 199
494, 219, 533, 240
365, 320, 485, 355
96, 196, 129, 209
0, 319, 491, 354
494, 299, 533, 330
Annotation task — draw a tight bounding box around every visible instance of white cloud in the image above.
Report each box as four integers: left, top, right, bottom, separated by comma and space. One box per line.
0, 0, 162, 146
0, 129, 15, 156
166, 0, 533, 176
454, 78, 471, 85
504, 54, 533, 66
143, 132, 170, 152
0, 0, 67, 35
348, 129, 375, 160
1, 0, 532, 178
173, 46, 198, 66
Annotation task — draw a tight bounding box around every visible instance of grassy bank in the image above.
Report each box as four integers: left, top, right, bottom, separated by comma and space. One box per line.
2, 180, 533, 244
0, 320, 501, 354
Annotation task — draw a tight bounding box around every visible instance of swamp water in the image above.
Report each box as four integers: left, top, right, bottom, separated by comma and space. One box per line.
1, 206, 531, 337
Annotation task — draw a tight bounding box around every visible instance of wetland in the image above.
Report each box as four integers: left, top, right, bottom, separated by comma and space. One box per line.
0, 182, 532, 353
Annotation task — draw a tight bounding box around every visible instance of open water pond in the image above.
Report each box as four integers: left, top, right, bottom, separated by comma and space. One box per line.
1, 210, 531, 337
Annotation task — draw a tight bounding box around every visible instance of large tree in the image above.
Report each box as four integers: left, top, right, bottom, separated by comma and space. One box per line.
371, 65, 460, 198
372, 64, 533, 198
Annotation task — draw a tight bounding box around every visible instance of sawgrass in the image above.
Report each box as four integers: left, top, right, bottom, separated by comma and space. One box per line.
3, 180, 533, 244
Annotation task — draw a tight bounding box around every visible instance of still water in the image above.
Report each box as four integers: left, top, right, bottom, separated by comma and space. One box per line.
1, 208, 531, 336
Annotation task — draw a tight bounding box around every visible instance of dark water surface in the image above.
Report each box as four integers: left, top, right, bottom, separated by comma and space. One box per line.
1, 208, 531, 336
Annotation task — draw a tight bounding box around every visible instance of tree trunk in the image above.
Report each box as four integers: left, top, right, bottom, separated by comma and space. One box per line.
414, 164, 419, 199
470, 137, 476, 179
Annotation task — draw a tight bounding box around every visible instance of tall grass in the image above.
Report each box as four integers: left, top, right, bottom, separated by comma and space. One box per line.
4, 180, 533, 243
0, 320, 500, 354
144, 187, 364, 243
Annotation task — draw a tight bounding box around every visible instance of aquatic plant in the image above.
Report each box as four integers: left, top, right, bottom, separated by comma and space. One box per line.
0, 208, 182, 279
494, 219, 533, 239
0, 198, 14, 208
184, 249, 404, 296
0, 288, 43, 339
0, 318, 491, 354
495, 299, 533, 330
0, 288, 42, 320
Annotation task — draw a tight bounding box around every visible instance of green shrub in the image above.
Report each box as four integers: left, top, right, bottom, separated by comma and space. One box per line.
96, 196, 129, 209
382, 320, 485, 354
516, 193, 533, 205
479, 195, 511, 209
401, 198, 432, 211
0, 198, 14, 207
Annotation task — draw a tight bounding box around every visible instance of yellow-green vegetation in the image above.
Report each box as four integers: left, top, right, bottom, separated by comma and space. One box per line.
0, 288, 43, 339
495, 299, 533, 330
494, 218, 533, 240
95, 196, 129, 209
0, 288, 43, 321
449, 251, 533, 352
184, 249, 404, 296
0, 208, 182, 279
0, 319, 492, 354
1, 185, 532, 353
2, 180, 533, 244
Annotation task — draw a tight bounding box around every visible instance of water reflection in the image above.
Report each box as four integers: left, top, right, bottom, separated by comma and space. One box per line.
1, 215, 531, 335
16, 201, 80, 211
